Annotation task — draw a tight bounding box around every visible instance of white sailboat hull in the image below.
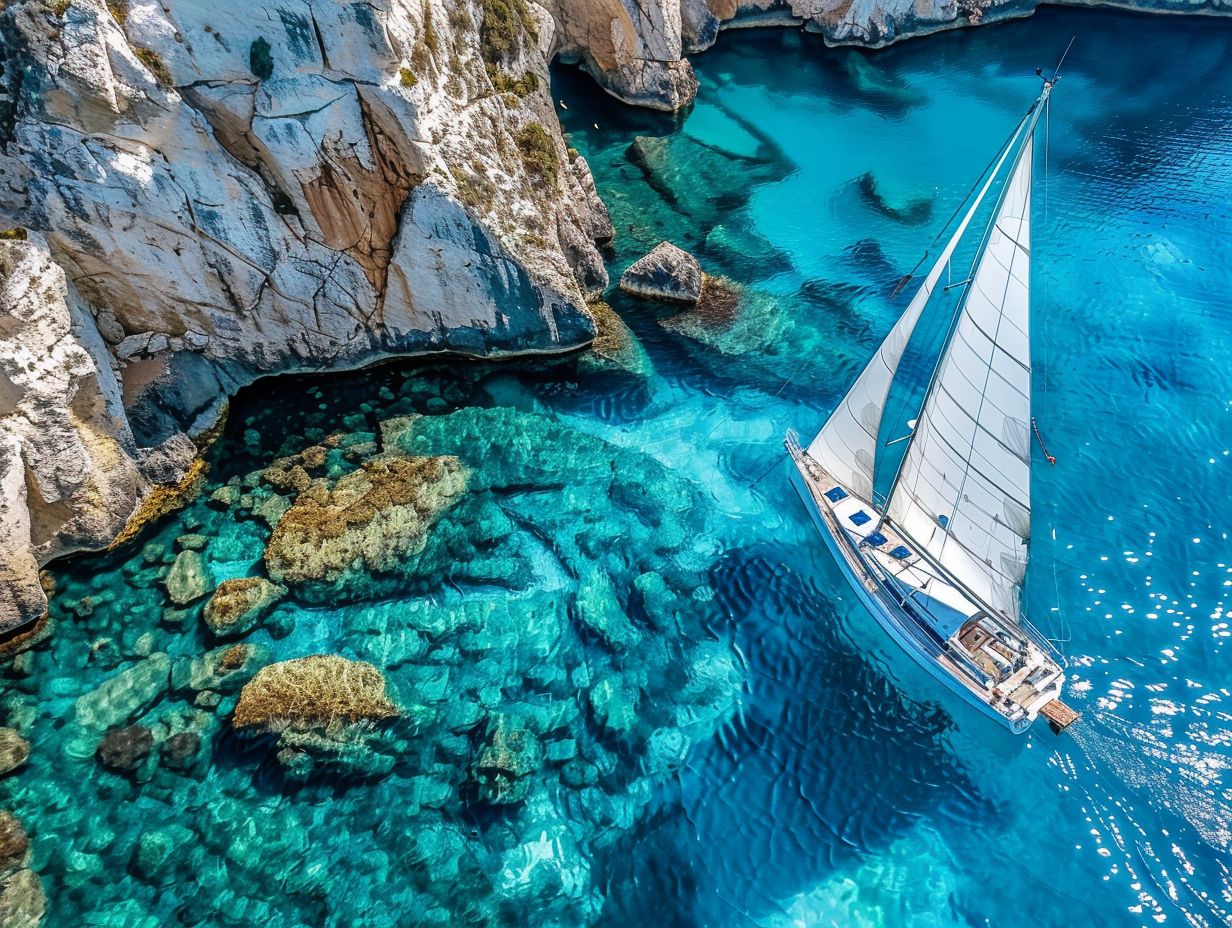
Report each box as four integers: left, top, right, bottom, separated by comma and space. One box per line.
788, 456, 1044, 734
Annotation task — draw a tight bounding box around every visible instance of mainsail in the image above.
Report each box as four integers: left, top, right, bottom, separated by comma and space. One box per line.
886, 134, 1036, 619
805, 118, 1030, 502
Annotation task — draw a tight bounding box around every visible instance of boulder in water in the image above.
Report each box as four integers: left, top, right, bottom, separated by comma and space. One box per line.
264, 456, 468, 589
619, 242, 702, 303
234, 655, 400, 732
0, 731, 28, 777
163, 550, 209, 605
74, 653, 172, 731
160, 732, 201, 772
96, 725, 154, 775
179, 643, 269, 695
202, 577, 286, 638
0, 813, 28, 878
233, 656, 401, 779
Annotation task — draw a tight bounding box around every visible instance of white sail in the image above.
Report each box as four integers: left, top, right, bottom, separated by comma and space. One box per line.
806, 121, 1029, 502
886, 136, 1035, 619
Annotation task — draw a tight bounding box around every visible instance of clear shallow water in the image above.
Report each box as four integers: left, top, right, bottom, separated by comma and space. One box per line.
8, 8, 1232, 927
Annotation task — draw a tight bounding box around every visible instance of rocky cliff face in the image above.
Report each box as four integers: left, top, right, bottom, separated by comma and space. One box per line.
549, 0, 1232, 109
0, 0, 615, 633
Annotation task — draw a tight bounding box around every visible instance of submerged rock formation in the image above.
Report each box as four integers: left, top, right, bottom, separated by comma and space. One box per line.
264, 455, 469, 592
202, 577, 286, 638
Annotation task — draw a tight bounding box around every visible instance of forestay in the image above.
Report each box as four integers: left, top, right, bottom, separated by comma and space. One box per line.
887, 136, 1036, 619
805, 120, 1029, 502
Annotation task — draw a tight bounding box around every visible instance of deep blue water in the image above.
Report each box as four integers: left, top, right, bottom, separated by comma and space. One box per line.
6, 8, 1232, 927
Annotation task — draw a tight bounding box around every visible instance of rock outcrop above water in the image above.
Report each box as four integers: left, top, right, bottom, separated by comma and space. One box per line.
0, 235, 153, 636
620, 242, 702, 303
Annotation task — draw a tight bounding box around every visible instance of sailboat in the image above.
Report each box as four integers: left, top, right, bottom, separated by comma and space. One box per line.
786, 76, 1078, 735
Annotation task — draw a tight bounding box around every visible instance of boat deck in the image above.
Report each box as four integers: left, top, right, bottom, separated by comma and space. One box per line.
787, 437, 1077, 733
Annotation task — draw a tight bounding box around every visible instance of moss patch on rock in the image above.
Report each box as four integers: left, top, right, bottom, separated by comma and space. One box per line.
233, 655, 400, 731
516, 123, 557, 186
264, 455, 468, 590
202, 577, 285, 638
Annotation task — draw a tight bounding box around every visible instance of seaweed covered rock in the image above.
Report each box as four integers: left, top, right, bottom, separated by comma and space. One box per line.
178, 643, 270, 696
661, 276, 743, 332
0, 813, 42, 928
202, 578, 286, 638
0, 730, 28, 778
233, 656, 400, 779
264, 456, 468, 591
235, 656, 400, 731
0, 814, 28, 880
620, 242, 702, 303
578, 301, 652, 377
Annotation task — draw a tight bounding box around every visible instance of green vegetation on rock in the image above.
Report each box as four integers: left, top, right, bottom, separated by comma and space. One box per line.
516, 123, 557, 186
133, 47, 173, 88
479, 0, 537, 66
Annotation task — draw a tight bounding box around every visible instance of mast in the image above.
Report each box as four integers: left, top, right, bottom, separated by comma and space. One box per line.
804, 110, 1034, 503
884, 82, 1051, 620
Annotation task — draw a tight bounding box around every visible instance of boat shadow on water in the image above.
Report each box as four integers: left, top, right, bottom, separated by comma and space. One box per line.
593, 543, 994, 928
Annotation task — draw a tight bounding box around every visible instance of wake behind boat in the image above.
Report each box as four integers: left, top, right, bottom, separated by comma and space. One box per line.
787, 74, 1078, 735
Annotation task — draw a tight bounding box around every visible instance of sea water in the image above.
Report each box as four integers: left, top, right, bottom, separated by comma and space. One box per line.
7, 7, 1232, 927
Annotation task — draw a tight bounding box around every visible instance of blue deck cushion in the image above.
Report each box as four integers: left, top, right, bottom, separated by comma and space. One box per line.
848, 510, 872, 527
937, 514, 950, 529
864, 531, 887, 547
824, 486, 848, 503
890, 545, 912, 559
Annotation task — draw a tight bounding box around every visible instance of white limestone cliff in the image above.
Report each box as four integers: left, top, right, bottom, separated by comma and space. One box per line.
0, 232, 152, 633
0, 0, 614, 634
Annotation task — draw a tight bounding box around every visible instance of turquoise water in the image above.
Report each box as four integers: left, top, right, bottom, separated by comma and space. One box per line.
7, 8, 1232, 926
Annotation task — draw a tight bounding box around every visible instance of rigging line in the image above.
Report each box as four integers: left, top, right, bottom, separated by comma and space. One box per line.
1053, 35, 1078, 80
893, 103, 1037, 296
